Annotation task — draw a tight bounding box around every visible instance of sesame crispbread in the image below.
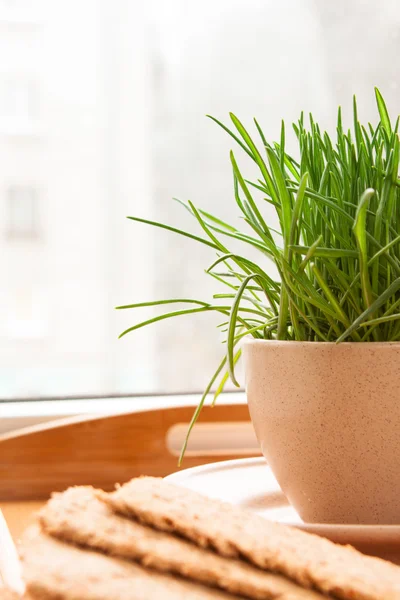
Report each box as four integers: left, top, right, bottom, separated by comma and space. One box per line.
104, 476, 400, 600
39, 485, 325, 600
0, 590, 20, 600
20, 525, 240, 600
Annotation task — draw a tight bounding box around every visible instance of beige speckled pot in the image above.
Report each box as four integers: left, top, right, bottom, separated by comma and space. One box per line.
242, 339, 400, 524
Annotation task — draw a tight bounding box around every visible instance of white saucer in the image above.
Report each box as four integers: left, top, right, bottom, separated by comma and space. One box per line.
166, 457, 400, 564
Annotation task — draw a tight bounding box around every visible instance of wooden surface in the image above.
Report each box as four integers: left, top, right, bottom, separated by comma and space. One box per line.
0, 403, 255, 501
0, 502, 42, 542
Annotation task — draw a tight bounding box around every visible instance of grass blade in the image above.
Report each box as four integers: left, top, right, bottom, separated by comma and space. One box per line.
126, 216, 219, 250
375, 87, 391, 135
227, 274, 259, 386
353, 188, 375, 310
337, 277, 400, 342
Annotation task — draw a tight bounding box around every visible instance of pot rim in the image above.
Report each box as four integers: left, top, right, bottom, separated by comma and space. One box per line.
242, 338, 400, 346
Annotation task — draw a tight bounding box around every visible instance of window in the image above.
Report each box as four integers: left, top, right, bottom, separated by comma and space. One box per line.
5, 186, 38, 238
0, 0, 399, 400
0, 79, 37, 119
0, 78, 39, 133
0, 0, 41, 25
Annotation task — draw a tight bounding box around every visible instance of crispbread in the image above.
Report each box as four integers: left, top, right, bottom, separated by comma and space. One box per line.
0, 590, 20, 600
20, 525, 240, 600
105, 476, 400, 600
39, 486, 325, 600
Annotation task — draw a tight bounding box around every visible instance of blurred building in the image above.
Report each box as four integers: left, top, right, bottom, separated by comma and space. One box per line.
0, 0, 155, 397
0, 0, 398, 398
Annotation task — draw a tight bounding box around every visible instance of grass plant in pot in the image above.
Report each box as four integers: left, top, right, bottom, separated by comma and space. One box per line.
118, 89, 400, 525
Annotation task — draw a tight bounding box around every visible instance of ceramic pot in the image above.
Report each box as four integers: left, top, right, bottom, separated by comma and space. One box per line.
242, 339, 400, 524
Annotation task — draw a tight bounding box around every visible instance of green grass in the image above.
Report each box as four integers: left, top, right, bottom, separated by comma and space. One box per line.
118, 88, 400, 462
